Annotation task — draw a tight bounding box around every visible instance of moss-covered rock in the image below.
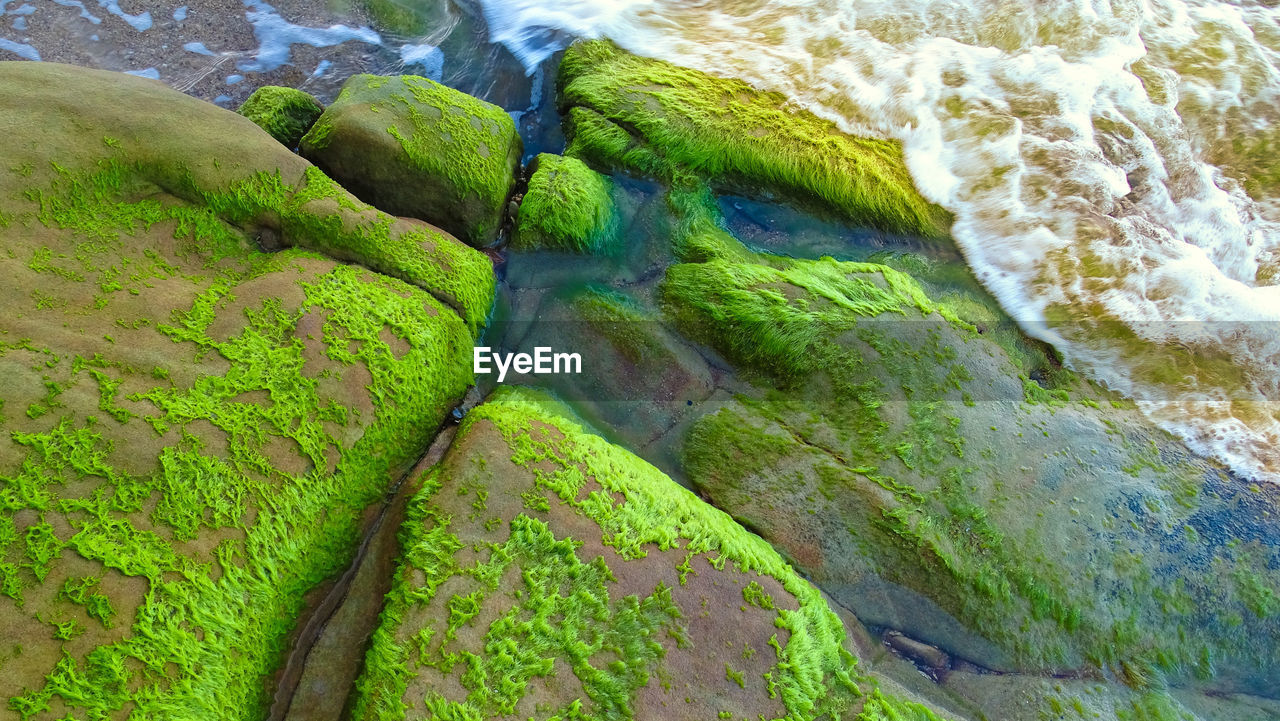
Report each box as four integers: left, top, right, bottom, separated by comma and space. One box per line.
659, 199, 1280, 707
300, 73, 522, 247
0, 61, 492, 719
348, 386, 952, 721
557, 40, 951, 239
237, 86, 325, 149
513, 153, 619, 254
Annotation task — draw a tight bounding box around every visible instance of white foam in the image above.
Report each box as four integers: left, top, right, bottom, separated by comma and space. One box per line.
238, 0, 380, 73
0, 36, 38, 59
473, 0, 633, 72
473, 0, 1280, 482
400, 42, 443, 80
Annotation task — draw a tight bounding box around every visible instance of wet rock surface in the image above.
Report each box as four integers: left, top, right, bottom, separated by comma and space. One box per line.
238, 86, 325, 149
0, 61, 489, 719
345, 388, 939, 720
300, 73, 522, 247
0, 8, 1278, 721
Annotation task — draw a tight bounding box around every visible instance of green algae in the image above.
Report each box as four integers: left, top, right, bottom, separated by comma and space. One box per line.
299, 73, 521, 246
855, 690, 944, 721
513, 154, 619, 254
660, 255, 968, 383
59, 577, 116, 627
351, 387, 865, 721
3, 255, 476, 717
15, 151, 494, 333
285, 166, 495, 334
566, 286, 668, 365
557, 40, 950, 238
237, 86, 325, 149
0, 101, 486, 718
360, 0, 431, 35
664, 211, 1280, 684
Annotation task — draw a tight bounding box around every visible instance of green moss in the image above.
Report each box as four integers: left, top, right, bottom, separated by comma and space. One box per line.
352, 388, 863, 721
558, 40, 950, 238
300, 74, 521, 246
0, 134, 481, 718
660, 255, 968, 383
855, 690, 944, 721
60, 577, 116, 627
513, 154, 619, 254
237, 86, 325, 149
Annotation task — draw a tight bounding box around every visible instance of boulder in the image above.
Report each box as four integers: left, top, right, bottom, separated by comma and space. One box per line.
300, 74, 522, 247
657, 196, 1280, 712
237, 86, 325, 149
347, 387, 945, 720
0, 61, 492, 719
513, 153, 619, 254
557, 40, 951, 238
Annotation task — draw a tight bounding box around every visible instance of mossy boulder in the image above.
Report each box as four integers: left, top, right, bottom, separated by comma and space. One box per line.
348, 387, 951, 720
659, 201, 1280, 710
237, 86, 325, 149
300, 74, 522, 247
557, 40, 951, 239
513, 153, 619, 254
0, 61, 492, 718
